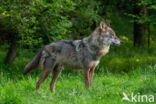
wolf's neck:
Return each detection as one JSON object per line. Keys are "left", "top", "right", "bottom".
{"left": 83, "top": 27, "right": 109, "bottom": 51}
{"left": 82, "top": 29, "right": 110, "bottom": 60}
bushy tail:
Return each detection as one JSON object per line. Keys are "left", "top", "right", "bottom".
{"left": 24, "top": 49, "right": 42, "bottom": 75}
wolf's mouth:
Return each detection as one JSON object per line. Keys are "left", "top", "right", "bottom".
{"left": 112, "top": 41, "right": 121, "bottom": 46}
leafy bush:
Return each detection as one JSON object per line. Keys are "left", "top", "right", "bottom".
{"left": 0, "top": 0, "right": 102, "bottom": 48}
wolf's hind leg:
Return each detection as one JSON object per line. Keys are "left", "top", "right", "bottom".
{"left": 36, "top": 57, "right": 56, "bottom": 92}
{"left": 50, "top": 65, "right": 62, "bottom": 92}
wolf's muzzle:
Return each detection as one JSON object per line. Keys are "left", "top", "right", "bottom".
{"left": 112, "top": 40, "right": 122, "bottom": 46}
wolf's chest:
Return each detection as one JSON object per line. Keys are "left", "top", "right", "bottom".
{"left": 88, "top": 60, "right": 99, "bottom": 67}
{"left": 100, "top": 46, "right": 110, "bottom": 55}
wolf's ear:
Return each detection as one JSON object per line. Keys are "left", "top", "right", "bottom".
{"left": 100, "top": 21, "right": 107, "bottom": 30}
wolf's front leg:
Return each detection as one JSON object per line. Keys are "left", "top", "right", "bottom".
{"left": 89, "top": 66, "right": 96, "bottom": 87}
{"left": 83, "top": 68, "right": 90, "bottom": 88}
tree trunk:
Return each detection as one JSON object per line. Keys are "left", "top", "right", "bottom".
{"left": 133, "top": 22, "right": 146, "bottom": 47}
{"left": 4, "top": 41, "right": 18, "bottom": 65}
{"left": 147, "top": 23, "right": 150, "bottom": 48}
{"left": 133, "top": 0, "right": 146, "bottom": 47}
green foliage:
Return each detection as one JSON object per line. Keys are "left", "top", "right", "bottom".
{"left": 0, "top": 0, "right": 73, "bottom": 45}
{"left": 0, "top": 0, "right": 155, "bottom": 46}
{"left": 0, "top": 0, "right": 102, "bottom": 46}
{"left": 139, "top": 0, "right": 156, "bottom": 24}
{"left": 126, "top": 0, "right": 156, "bottom": 24}
{"left": 69, "top": 0, "right": 101, "bottom": 37}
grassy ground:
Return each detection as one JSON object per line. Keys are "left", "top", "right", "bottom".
{"left": 0, "top": 66, "right": 156, "bottom": 104}
{"left": 0, "top": 39, "right": 156, "bottom": 104}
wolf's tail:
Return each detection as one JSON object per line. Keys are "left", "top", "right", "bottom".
{"left": 24, "top": 49, "right": 42, "bottom": 75}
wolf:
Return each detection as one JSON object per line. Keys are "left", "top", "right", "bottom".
{"left": 24, "top": 21, "right": 121, "bottom": 92}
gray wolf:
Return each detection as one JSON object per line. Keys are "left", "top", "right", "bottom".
{"left": 24, "top": 21, "right": 121, "bottom": 92}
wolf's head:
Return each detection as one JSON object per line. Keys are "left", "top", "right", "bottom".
{"left": 97, "top": 20, "right": 121, "bottom": 46}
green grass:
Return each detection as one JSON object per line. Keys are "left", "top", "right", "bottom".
{"left": 0, "top": 39, "right": 156, "bottom": 104}
{"left": 0, "top": 65, "right": 156, "bottom": 104}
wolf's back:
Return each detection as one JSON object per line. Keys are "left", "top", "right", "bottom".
{"left": 24, "top": 49, "right": 42, "bottom": 75}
